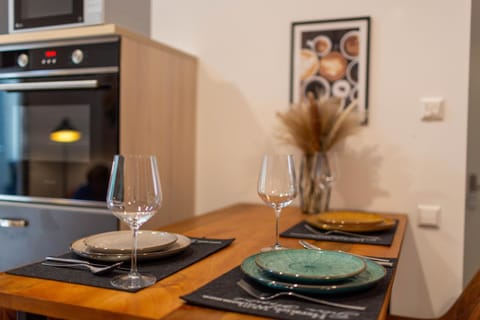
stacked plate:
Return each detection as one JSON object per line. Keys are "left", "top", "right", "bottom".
{"left": 306, "top": 211, "right": 396, "bottom": 233}
{"left": 70, "top": 230, "right": 192, "bottom": 262}
{"left": 241, "top": 249, "right": 386, "bottom": 294}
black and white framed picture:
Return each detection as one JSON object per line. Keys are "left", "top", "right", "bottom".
{"left": 290, "top": 17, "right": 370, "bottom": 124}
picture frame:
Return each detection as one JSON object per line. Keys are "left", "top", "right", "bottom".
{"left": 290, "top": 17, "right": 371, "bottom": 124}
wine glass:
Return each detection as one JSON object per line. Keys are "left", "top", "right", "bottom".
{"left": 106, "top": 154, "right": 162, "bottom": 290}
{"left": 257, "top": 154, "right": 297, "bottom": 251}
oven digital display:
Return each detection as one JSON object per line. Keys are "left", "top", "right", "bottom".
{"left": 44, "top": 50, "right": 57, "bottom": 58}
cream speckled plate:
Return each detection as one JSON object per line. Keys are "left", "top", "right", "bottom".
{"left": 71, "top": 233, "right": 191, "bottom": 262}
{"left": 83, "top": 230, "right": 177, "bottom": 254}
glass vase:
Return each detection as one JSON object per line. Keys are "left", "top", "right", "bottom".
{"left": 299, "top": 152, "right": 332, "bottom": 214}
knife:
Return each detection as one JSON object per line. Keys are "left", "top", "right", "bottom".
{"left": 45, "top": 257, "right": 102, "bottom": 266}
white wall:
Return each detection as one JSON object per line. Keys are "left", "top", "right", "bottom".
{"left": 151, "top": 0, "right": 471, "bottom": 317}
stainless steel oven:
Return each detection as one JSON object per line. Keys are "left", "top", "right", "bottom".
{"left": 0, "top": 36, "right": 119, "bottom": 208}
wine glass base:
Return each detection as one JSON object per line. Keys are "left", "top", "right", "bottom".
{"left": 111, "top": 272, "right": 156, "bottom": 290}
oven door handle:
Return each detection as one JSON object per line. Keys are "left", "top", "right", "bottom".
{"left": 0, "top": 218, "right": 29, "bottom": 228}
{"left": 0, "top": 80, "right": 99, "bottom": 91}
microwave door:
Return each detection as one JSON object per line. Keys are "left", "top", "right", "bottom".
{"left": 8, "top": 0, "right": 104, "bottom": 33}
{"left": 9, "top": 0, "right": 86, "bottom": 33}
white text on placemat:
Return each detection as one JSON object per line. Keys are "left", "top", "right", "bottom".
{"left": 201, "top": 295, "right": 360, "bottom": 319}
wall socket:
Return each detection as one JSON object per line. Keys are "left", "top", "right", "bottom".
{"left": 421, "top": 97, "right": 444, "bottom": 121}
{"left": 417, "top": 204, "right": 441, "bottom": 228}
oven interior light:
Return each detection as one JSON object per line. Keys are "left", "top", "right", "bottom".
{"left": 50, "top": 118, "right": 81, "bottom": 143}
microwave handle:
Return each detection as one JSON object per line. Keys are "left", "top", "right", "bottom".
{"left": 0, "top": 80, "right": 99, "bottom": 91}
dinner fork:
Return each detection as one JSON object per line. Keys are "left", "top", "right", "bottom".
{"left": 46, "top": 256, "right": 109, "bottom": 265}
{"left": 298, "top": 240, "right": 394, "bottom": 267}
{"left": 41, "top": 261, "right": 123, "bottom": 275}
{"left": 236, "top": 279, "right": 366, "bottom": 311}
{"left": 304, "top": 224, "right": 381, "bottom": 240}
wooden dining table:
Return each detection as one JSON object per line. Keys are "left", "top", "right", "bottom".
{"left": 0, "top": 203, "right": 407, "bottom": 320}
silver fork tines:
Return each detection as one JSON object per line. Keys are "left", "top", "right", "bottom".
{"left": 298, "top": 240, "right": 394, "bottom": 267}
{"left": 304, "top": 224, "right": 381, "bottom": 240}
{"left": 236, "top": 279, "right": 366, "bottom": 311}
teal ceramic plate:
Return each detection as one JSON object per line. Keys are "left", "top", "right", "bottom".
{"left": 241, "top": 253, "right": 386, "bottom": 295}
{"left": 255, "top": 249, "right": 366, "bottom": 283}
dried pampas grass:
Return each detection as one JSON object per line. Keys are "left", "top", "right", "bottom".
{"left": 276, "top": 94, "right": 361, "bottom": 155}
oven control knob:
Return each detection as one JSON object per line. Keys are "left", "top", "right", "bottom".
{"left": 71, "top": 49, "right": 84, "bottom": 64}
{"left": 17, "top": 53, "right": 29, "bottom": 68}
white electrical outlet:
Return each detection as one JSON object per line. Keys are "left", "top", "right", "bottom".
{"left": 417, "top": 205, "right": 441, "bottom": 228}
{"left": 421, "top": 97, "right": 444, "bottom": 121}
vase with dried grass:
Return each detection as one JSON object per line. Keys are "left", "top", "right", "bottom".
{"left": 276, "top": 93, "right": 360, "bottom": 214}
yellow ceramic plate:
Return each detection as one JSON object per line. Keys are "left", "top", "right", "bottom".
{"left": 306, "top": 215, "right": 396, "bottom": 233}
{"left": 316, "top": 211, "right": 384, "bottom": 226}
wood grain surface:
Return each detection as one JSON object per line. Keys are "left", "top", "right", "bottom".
{"left": 0, "top": 203, "right": 407, "bottom": 320}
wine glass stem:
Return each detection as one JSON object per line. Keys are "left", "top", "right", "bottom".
{"left": 130, "top": 227, "right": 139, "bottom": 276}
{"left": 274, "top": 207, "right": 282, "bottom": 248}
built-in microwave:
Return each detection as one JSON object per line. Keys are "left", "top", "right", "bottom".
{"left": 8, "top": 0, "right": 104, "bottom": 33}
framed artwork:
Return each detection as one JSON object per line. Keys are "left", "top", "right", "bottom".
{"left": 290, "top": 17, "right": 370, "bottom": 124}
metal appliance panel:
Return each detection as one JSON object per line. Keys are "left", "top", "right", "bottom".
{"left": 0, "top": 201, "right": 117, "bottom": 271}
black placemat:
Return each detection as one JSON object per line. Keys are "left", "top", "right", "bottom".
{"left": 280, "top": 221, "right": 398, "bottom": 246}
{"left": 6, "top": 237, "right": 234, "bottom": 292}
{"left": 182, "top": 259, "right": 397, "bottom": 320}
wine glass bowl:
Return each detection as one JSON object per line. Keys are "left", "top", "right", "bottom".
{"left": 257, "top": 154, "right": 297, "bottom": 251}
{"left": 107, "top": 154, "right": 162, "bottom": 290}
{"left": 257, "top": 193, "right": 295, "bottom": 209}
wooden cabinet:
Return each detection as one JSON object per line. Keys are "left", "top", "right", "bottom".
{"left": 0, "top": 24, "right": 197, "bottom": 228}
{"left": 119, "top": 28, "right": 197, "bottom": 228}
